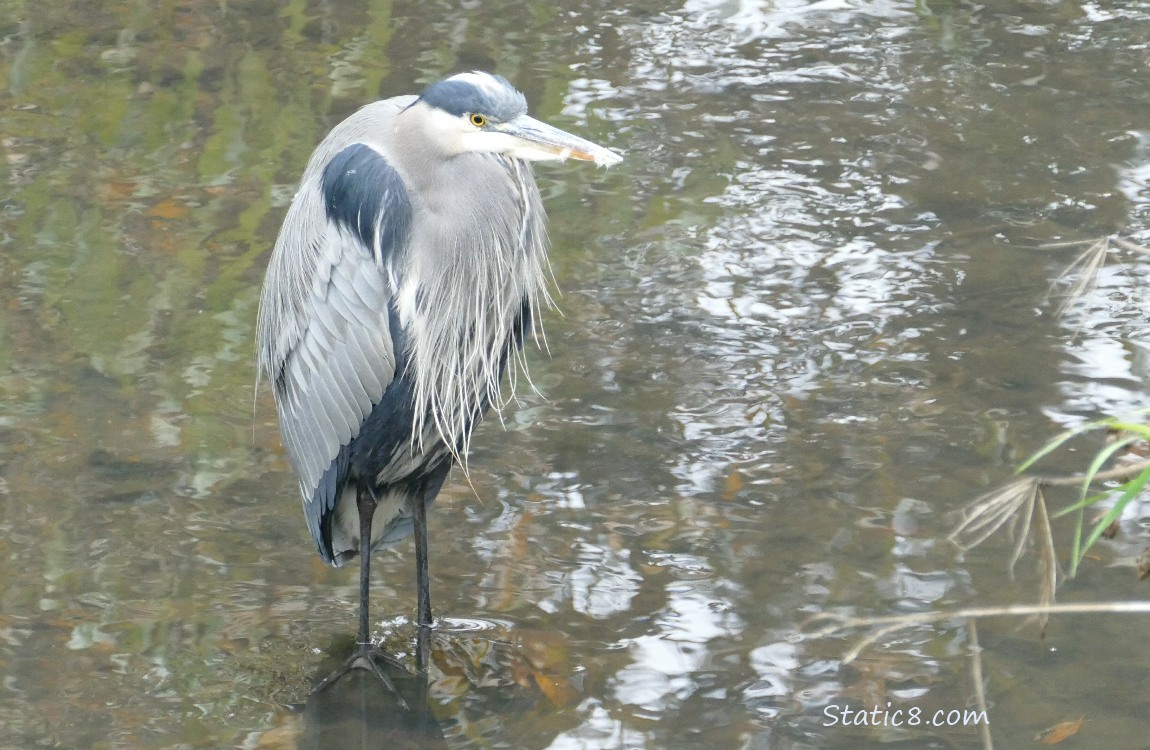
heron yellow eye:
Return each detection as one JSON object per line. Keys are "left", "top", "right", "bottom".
{"left": 469, "top": 113, "right": 487, "bottom": 128}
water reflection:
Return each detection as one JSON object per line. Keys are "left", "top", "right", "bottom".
{"left": 3, "top": 0, "right": 1150, "bottom": 747}
{"left": 613, "top": 578, "right": 742, "bottom": 712}
{"left": 299, "top": 661, "right": 447, "bottom": 750}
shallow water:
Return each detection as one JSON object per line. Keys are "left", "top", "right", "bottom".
{"left": 2, "top": 1, "right": 1150, "bottom": 747}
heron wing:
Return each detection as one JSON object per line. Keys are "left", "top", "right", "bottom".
{"left": 261, "top": 143, "right": 413, "bottom": 562}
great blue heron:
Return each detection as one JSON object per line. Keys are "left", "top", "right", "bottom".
{"left": 256, "top": 71, "right": 621, "bottom": 676}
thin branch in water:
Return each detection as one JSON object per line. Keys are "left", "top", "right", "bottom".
{"left": 950, "top": 454, "right": 1150, "bottom": 597}
{"left": 950, "top": 480, "right": 1061, "bottom": 627}
{"left": 1028, "top": 238, "right": 1100, "bottom": 249}
{"left": 1005, "top": 481, "right": 1039, "bottom": 578}
{"left": 1110, "top": 236, "right": 1150, "bottom": 256}
{"left": 1044, "top": 236, "right": 1109, "bottom": 317}
{"left": 949, "top": 477, "right": 1041, "bottom": 559}
{"left": 803, "top": 601, "right": 1150, "bottom": 664}
{"left": 1038, "top": 235, "right": 1149, "bottom": 326}
{"left": 1040, "top": 455, "right": 1150, "bottom": 488}
{"left": 968, "top": 619, "right": 993, "bottom": 750}
{"left": 1033, "top": 488, "right": 1058, "bottom": 634}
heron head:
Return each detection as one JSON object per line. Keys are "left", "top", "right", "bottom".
{"left": 411, "top": 71, "right": 622, "bottom": 167}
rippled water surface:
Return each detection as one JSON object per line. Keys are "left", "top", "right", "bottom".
{"left": 3, "top": 1, "right": 1150, "bottom": 748}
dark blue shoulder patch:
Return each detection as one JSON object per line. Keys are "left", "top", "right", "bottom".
{"left": 321, "top": 143, "right": 412, "bottom": 264}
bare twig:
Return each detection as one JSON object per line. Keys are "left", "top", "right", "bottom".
{"left": 949, "top": 455, "right": 1150, "bottom": 607}
{"left": 1045, "top": 236, "right": 1109, "bottom": 316}
{"left": 949, "top": 477, "right": 1040, "bottom": 555}
{"left": 804, "top": 601, "right": 1150, "bottom": 664}
{"left": 968, "top": 619, "right": 993, "bottom": 750}
{"left": 1034, "top": 456, "right": 1150, "bottom": 487}
{"left": 1110, "top": 236, "right": 1150, "bottom": 255}
{"left": 1033, "top": 488, "right": 1057, "bottom": 634}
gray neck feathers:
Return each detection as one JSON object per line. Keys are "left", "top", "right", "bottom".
{"left": 394, "top": 149, "right": 551, "bottom": 463}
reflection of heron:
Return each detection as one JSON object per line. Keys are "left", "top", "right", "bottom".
{"left": 299, "top": 651, "right": 447, "bottom": 750}
{"left": 256, "top": 71, "right": 621, "bottom": 676}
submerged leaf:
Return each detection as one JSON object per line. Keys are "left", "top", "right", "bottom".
{"left": 1137, "top": 545, "right": 1150, "bottom": 580}
{"left": 1036, "top": 716, "right": 1085, "bottom": 744}
{"left": 532, "top": 673, "right": 580, "bottom": 708}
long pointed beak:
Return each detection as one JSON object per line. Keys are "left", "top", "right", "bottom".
{"left": 497, "top": 114, "right": 623, "bottom": 167}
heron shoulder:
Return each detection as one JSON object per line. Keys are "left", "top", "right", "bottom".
{"left": 259, "top": 124, "right": 417, "bottom": 525}
{"left": 320, "top": 143, "right": 413, "bottom": 270}
{"left": 293, "top": 97, "right": 413, "bottom": 180}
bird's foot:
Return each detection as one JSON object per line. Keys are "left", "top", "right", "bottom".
{"left": 311, "top": 641, "right": 407, "bottom": 706}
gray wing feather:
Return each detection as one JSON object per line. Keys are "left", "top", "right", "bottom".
{"left": 273, "top": 227, "right": 397, "bottom": 493}
{"left": 257, "top": 138, "right": 412, "bottom": 558}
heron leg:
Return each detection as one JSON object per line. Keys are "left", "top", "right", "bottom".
{"left": 313, "top": 484, "right": 404, "bottom": 695}
{"left": 411, "top": 485, "right": 433, "bottom": 671}
{"left": 412, "top": 486, "right": 432, "bottom": 627}
{"left": 356, "top": 483, "right": 378, "bottom": 646}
